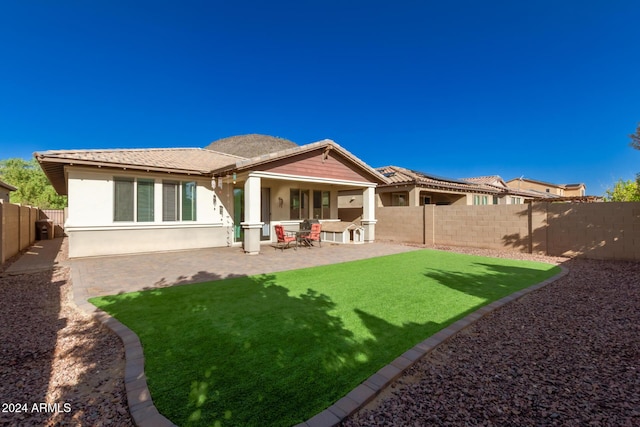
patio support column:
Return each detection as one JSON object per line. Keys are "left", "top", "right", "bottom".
{"left": 361, "top": 186, "right": 377, "bottom": 243}
{"left": 241, "top": 175, "right": 263, "bottom": 255}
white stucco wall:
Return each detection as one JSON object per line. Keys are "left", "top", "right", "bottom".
{"left": 65, "top": 167, "right": 230, "bottom": 257}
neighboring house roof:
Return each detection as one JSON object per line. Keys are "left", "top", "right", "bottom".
{"left": 213, "top": 139, "right": 389, "bottom": 184}
{"left": 35, "top": 148, "right": 243, "bottom": 195}
{"left": 377, "top": 166, "right": 500, "bottom": 194}
{"left": 0, "top": 179, "right": 17, "bottom": 192}
{"left": 462, "top": 175, "right": 508, "bottom": 188}
{"left": 506, "top": 177, "right": 586, "bottom": 191}
{"left": 205, "top": 134, "right": 298, "bottom": 158}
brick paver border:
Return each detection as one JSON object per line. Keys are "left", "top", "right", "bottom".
{"left": 70, "top": 259, "right": 568, "bottom": 427}
{"left": 70, "top": 269, "right": 178, "bottom": 427}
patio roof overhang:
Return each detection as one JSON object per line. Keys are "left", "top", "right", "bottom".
{"left": 211, "top": 140, "right": 389, "bottom": 186}
{"left": 241, "top": 171, "right": 378, "bottom": 188}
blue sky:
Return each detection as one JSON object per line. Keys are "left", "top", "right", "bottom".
{"left": 1, "top": 1, "right": 639, "bottom": 196}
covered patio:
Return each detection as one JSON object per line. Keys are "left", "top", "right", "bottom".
{"left": 212, "top": 140, "right": 387, "bottom": 254}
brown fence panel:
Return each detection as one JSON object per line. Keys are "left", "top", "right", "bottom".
{"left": 0, "top": 202, "right": 47, "bottom": 265}
{"left": 19, "top": 205, "right": 31, "bottom": 251}
{"left": 40, "top": 209, "right": 65, "bottom": 237}
{"left": 30, "top": 207, "right": 38, "bottom": 244}
{"left": 2, "top": 202, "right": 20, "bottom": 262}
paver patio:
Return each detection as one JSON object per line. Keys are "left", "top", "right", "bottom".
{"left": 69, "top": 242, "right": 419, "bottom": 303}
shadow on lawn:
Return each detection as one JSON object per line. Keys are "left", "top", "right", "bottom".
{"left": 92, "top": 272, "right": 443, "bottom": 427}
{"left": 423, "top": 262, "right": 560, "bottom": 301}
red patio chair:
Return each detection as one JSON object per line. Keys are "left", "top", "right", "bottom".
{"left": 274, "top": 224, "right": 297, "bottom": 251}
{"left": 307, "top": 223, "right": 322, "bottom": 247}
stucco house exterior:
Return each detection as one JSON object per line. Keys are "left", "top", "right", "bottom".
{"left": 35, "top": 135, "right": 387, "bottom": 258}
{"left": 0, "top": 179, "right": 17, "bottom": 203}
{"left": 374, "top": 166, "right": 506, "bottom": 207}
{"left": 506, "top": 177, "right": 586, "bottom": 197}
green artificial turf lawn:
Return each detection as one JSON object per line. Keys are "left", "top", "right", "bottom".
{"left": 90, "top": 249, "right": 560, "bottom": 427}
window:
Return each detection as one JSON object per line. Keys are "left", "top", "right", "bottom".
{"left": 182, "top": 181, "right": 197, "bottom": 221}
{"left": 163, "top": 181, "right": 179, "bottom": 221}
{"left": 290, "top": 189, "right": 309, "bottom": 219}
{"left": 493, "top": 196, "right": 499, "bottom": 205}
{"left": 114, "top": 177, "right": 155, "bottom": 222}
{"left": 421, "top": 196, "right": 431, "bottom": 205}
{"left": 473, "top": 195, "right": 488, "bottom": 205}
{"left": 391, "top": 192, "right": 407, "bottom": 206}
{"left": 510, "top": 197, "right": 522, "bottom": 205}
{"left": 162, "top": 180, "right": 197, "bottom": 221}
{"left": 313, "top": 190, "right": 330, "bottom": 219}
{"left": 137, "top": 179, "right": 154, "bottom": 222}
{"left": 114, "top": 178, "right": 134, "bottom": 221}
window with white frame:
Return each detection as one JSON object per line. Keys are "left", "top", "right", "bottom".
{"left": 163, "top": 180, "right": 197, "bottom": 221}
{"left": 473, "top": 195, "right": 489, "bottom": 205}
{"left": 114, "top": 177, "right": 155, "bottom": 222}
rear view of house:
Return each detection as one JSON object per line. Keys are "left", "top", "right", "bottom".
{"left": 36, "top": 135, "right": 387, "bottom": 258}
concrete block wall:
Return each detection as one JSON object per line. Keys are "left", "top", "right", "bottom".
{"left": 547, "top": 202, "right": 640, "bottom": 260}
{"left": 377, "top": 202, "right": 640, "bottom": 261}
{"left": 0, "top": 201, "right": 39, "bottom": 265}
{"left": 376, "top": 206, "right": 424, "bottom": 244}
{"left": 433, "top": 204, "right": 531, "bottom": 252}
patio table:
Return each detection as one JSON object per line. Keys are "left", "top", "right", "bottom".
{"left": 295, "top": 230, "right": 313, "bottom": 247}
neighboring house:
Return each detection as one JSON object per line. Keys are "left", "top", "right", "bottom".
{"left": 506, "top": 177, "right": 586, "bottom": 198}
{"left": 374, "top": 166, "right": 503, "bottom": 207}
{"left": 0, "top": 179, "right": 17, "bottom": 203}
{"left": 462, "top": 175, "right": 553, "bottom": 204}
{"left": 35, "top": 135, "right": 387, "bottom": 258}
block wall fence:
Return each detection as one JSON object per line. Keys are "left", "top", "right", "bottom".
{"left": 0, "top": 201, "right": 39, "bottom": 264}
{"left": 376, "top": 202, "right": 640, "bottom": 261}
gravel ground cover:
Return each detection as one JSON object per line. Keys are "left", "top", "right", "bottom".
{"left": 0, "top": 240, "right": 132, "bottom": 427}
{"left": 1, "top": 241, "right": 638, "bottom": 427}
{"left": 343, "top": 246, "right": 640, "bottom": 426}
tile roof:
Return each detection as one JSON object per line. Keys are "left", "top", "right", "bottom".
{"left": 462, "top": 175, "right": 507, "bottom": 187}
{"left": 377, "top": 166, "right": 501, "bottom": 194}
{"left": 35, "top": 148, "right": 242, "bottom": 195}
{"left": 37, "top": 148, "right": 241, "bottom": 173}
{"left": 506, "top": 177, "right": 586, "bottom": 190}
{"left": 35, "top": 139, "right": 388, "bottom": 194}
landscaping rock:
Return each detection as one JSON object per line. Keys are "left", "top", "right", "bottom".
{"left": 343, "top": 247, "right": 640, "bottom": 426}
{"left": 0, "top": 239, "right": 132, "bottom": 427}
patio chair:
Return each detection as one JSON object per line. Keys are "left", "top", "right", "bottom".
{"left": 306, "top": 223, "right": 322, "bottom": 247}
{"left": 274, "top": 224, "right": 297, "bottom": 251}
